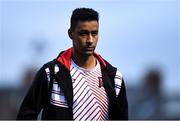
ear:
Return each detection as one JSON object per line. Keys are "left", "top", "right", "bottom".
{"left": 68, "top": 29, "right": 73, "bottom": 39}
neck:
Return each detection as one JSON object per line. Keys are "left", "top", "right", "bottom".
{"left": 72, "top": 52, "right": 96, "bottom": 69}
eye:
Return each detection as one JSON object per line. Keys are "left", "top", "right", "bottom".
{"left": 78, "top": 31, "right": 89, "bottom": 36}
{"left": 91, "top": 31, "right": 98, "bottom": 36}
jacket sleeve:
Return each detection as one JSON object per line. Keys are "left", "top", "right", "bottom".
{"left": 16, "top": 65, "right": 48, "bottom": 120}
{"left": 116, "top": 78, "right": 128, "bottom": 120}
{"left": 112, "top": 69, "right": 128, "bottom": 120}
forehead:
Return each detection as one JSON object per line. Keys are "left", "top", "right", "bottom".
{"left": 75, "top": 20, "right": 99, "bottom": 30}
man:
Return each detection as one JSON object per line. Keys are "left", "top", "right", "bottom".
{"left": 17, "top": 8, "right": 128, "bottom": 120}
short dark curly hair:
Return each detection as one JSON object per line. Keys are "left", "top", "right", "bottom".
{"left": 70, "top": 8, "right": 99, "bottom": 30}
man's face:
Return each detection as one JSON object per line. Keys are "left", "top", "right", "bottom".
{"left": 70, "top": 20, "right": 99, "bottom": 57}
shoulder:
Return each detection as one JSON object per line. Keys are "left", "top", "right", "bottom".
{"left": 36, "top": 59, "right": 57, "bottom": 76}
{"left": 102, "top": 58, "right": 124, "bottom": 96}
{"left": 102, "top": 58, "right": 123, "bottom": 78}
{"left": 102, "top": 58, "right": 124, "bottom": 82}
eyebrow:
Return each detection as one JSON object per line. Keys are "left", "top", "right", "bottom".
{"left": 78, "top": 30, "right": 98, "bottom": 34}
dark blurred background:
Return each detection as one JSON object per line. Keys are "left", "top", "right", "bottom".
{"left": 0, "top": 0, "right": 179, "bottom": 119}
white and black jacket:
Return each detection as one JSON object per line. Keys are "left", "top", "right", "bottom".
{"left": 17, "top": 48, "right": 128, "bottom": 120}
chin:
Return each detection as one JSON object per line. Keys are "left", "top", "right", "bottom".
{"left": 83, "top": 51, "right": 94, "bottom": 57}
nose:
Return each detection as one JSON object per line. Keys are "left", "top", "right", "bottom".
{"left": 87, "top": 34, "right": 93, "bottom": 43}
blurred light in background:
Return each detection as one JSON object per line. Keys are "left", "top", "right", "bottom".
{"left": 0, "top": 0, "right": 179, "bottom": 119}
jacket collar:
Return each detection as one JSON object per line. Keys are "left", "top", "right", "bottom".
{"left": 57, "top": 47, "right": 107, "bottom": 71}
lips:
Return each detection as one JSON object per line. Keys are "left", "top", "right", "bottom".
{"left": 84, "top": 47, "right": 94, "bottom": 50}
